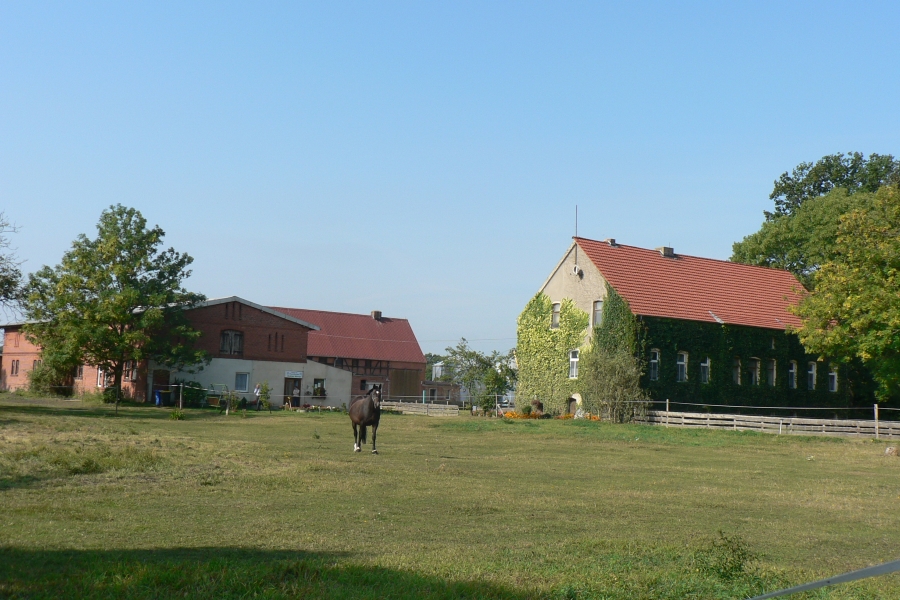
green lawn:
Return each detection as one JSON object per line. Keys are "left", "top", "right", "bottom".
{"left": 1, "top": 395, "right": 899, "bottom": 599}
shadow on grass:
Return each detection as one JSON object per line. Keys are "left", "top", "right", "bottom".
{"left": 0, "top": 546, "right": 535, "bottom": 600}
{"left": 0, "top": 400, "right": 236, "bottom": 422}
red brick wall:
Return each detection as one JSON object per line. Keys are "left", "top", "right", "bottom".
{"left": 186, "top": 301, "right": 311, "bottom": 363}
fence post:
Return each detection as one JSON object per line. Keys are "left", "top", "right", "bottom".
{"left": 875, "top": 404, "right": 880, "bottom": 440}
{"left": 179, "top": 384, "right": 183, "bottom": 410}
{"left": 666, "top": 399, "right": 670, "bottom": 427}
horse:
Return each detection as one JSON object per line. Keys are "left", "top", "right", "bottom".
{"left": 349, "top": 387, "right": 382, "bottom": 454}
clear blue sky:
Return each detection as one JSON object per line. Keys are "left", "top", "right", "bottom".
{"left": 2, "top": 1, "right": 898, "bottom": 354}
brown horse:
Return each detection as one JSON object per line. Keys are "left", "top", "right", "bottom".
{"left": 349, "top": 387, "right": 381, "bottom": 453}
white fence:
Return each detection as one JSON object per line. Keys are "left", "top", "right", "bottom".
{"left": 637, "top": 409, "right": 900, "bottom": 439}
{"left": 381, "top": 401, "right": 459, "bottom": 417}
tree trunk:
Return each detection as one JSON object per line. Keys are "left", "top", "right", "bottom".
{"left": 113, "top": 362, "right": 124, "bottom": 415}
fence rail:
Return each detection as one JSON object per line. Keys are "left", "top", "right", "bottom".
{"left": 381, "top": 401, "right": 459, "bottom": 417}
{"left": 636, "top": 409, "right": 900, "bottom": 439}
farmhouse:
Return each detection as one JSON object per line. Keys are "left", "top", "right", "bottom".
{"left": 517, "top": 237, "right": 873, "bottom": 415}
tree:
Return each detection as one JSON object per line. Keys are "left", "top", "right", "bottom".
{"left": 442, "top": 339, "right": 516, "bottom": 411}
{"left": 577, "top": 285, "right": 648, "bottom": 421}
{"left": 0, "top": 212, "right": 22, "bottom": 310}
{"left": 793, "top": 186, "right": 900, "bottom": 400}
{"left": 766, "top": 152, "right": 898, "bottom": 219}
{"left": 22, "top": 205, "right": 209, "bottom": 403}
{"left": 731, "top": 188, "right": 869, "bottom": 289}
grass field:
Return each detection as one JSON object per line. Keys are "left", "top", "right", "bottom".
{"left": 1, "top": 394, "right": 899, "bottom": 599}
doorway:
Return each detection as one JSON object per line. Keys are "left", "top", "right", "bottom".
{"left": 284, "top": 378, "right": 302, "bottom": 408}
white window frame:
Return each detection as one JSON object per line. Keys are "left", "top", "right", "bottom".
{"left": 676, "top": 352, "right": 688, "bottom": 382}
{"left": 807, "top": 362, "right": 817, "bottom": 390}
{"left": 550, "top": 303, "right": 561, "bottom": 330}
{"left": 234, "top": 372, "right": 250, "bottom": 393}
{"left": 700, "top": 357, "right": 710, "bottom": 384}
{"left": 568, "top": 350, "right": 579, "bottom": 379}
{"left": 828, "top": 367, "right": 838, "bottom": 393}
{"left": 788, "top": 361, "right": 797, "bottom": 389}
{"left": 733, "top": 358, "right": 741, "bottom": 386}
{"left": 767, "top": 359, "right": 776, "bottom": 387}
{"left": 649, "top": 349, "right": 660, "bottom": 381}
{"left": 592, "top": 300, "right": 603, "bottom": 328}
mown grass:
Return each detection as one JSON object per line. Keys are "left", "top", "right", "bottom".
{"left": 1, "top": 394, "right": 899, "bottom": 599}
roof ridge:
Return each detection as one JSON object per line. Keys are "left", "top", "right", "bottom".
{"left": 268, "top": 306, "right": 409, "bottom": 322}
{"left": 574, "top": 236, "right": 804, "bottom": 279}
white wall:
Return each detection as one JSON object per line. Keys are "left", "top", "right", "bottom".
{"left": 154, "top": 358, "right": 353, "bottom": 409}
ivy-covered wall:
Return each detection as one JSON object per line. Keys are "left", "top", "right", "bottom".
{"left": 516, "top": 293, "right": 588, "bottom": 415}
{"left": 639, "top": 316, "right": 877, "bottom": 413}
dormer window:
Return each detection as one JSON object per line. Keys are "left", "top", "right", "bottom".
{"left": 220, "top": 330, "right": 244, "bottom": 355}
{"left": 551, "top": 303, "right": 561, "bottom": 329}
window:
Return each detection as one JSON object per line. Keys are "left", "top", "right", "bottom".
{"left": 551, "top": 303, "right": 561, "bottom": 329}
{"left": 733, "top": 358, "right": 741, "bottom": 385}
{"left": 74, "top": 365, "right": 84, "bottom": 380}
{"left": 569, "top": 350, "right": 579, "bottom": 379}
{"left": 220, "top": 330, "right": 243, "bottom": 355}
{"left": 828, "top": 367, "right": 838, "bottom": 393}
{"left": 593, "top": 300, "right": 603, "bottom": 327}
{"left": 360, "top": 379, "right": 367, "bottom": 391}
{"left": 788, "top": 361, "right": 797, "bottom": 389}
{"left": 234, "top": 373, "right": 249, "bottom": 393}
{"left": 676, "top": 352, "right": 688, "bottom": 382}
{"left": 749, "top": 358, "right": 760, "bottom": 386}
{"left": 700, "top": 357, "right": 710, "bottom": 384}
{"left": 33, "top": 359, "right": 42, "bottom": 370}
{"left": 313, "top": 378, "right": 326, "bottom": 396}
{"left": 767, "top": 359, "right": 776, "bottom": 387}
{"left": 124, "top": 361, "right": 137, "bottom": 382}
{"left": 10, "top": 360, "right": 19, "bottom": 376}
{"left": 807, "top": 362, "right": 817, "bottom": 390}
{"left": 649, "top": 350, "right": 659, "bottom": 381}
{"left": 97, "top": 368, "right": 107, "bottom": 388}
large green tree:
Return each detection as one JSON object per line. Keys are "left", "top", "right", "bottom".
{"left": 793, "top": 186, "right": 900, "bottom": 400}
{"left": 731, "top": 188, "right": 869, "bottom": 289}
{"left": 23, "top": 205, "right": 209, "bottom": 400}
{"left": 0, "top": 212, "right": 21, "bottom": 309}
{"left": 766, "top": 152, "right": 898, "bottom": 219}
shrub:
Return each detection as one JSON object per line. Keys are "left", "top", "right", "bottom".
{"left": 170, "top": 408, "right": 185, "bottom": 421}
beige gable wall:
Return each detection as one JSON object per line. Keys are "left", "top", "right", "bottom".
{"left": 539, "top": 242, "right": 609, "bottom": 327}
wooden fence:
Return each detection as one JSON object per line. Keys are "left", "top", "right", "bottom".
{"left": 636, "top": 410, "right": 900, "bottom": 439}
{"left": 381, "top": 401, "right": 459, "bottom": 417}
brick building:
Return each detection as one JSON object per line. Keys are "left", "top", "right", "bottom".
{"left": 270, "top": 308, "right": 427, "bottom": 401}
{"left": 1, "top": 298, "right": 429, "bottom": 407}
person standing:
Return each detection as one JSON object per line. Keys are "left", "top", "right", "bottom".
{"left": 253, "top": 383, "right": 262, "bottom": 411}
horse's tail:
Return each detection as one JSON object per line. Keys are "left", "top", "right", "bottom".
{"left": 359, "top": 426, "right": 367, "bottom": 444}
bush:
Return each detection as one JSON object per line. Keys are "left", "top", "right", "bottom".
{"left": 169, "top": 408, "right": 185, "bottom": 421}
{"left": 27, "top": 363, "right": 73, "bottom": 397}
{"left": 694, "top": 531, "right": 757, "bottom": 580}
{"left": 173, "top": 379, "right": 207, "bottom": 407}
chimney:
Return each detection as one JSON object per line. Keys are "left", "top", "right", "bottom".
{"left": 604, "top": 238, "right": 616, "bottom": 247}
{"left": 656, "top": 246, "right": 675, "bottom": 258}
{"left": 371, "top": 310, "right": 382, "bottom": 320}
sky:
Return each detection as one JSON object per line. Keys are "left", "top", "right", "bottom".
{"left": 2, "top": 1, "right": 899, "bottom": 354}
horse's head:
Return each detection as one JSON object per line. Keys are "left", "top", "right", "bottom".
{"left": 370, "top": 388, "right": 381, "bottom": 408}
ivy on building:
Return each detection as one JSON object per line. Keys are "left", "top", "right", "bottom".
{"left": 515, "top": 293, "right": 588, "bottom": 415}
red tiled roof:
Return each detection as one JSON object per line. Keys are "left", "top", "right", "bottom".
{"left": 268, "top": 307, "right": 426, "bottom": 364}
{"left": 574, "top": 237, "right": 806, "bottom": 330}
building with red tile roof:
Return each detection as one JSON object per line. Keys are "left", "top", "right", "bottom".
{"left": 523, "top": 237, "right": 870, "bottom": 413}
{"left": 269, "top": 307, "right": 426, "bottom": 400}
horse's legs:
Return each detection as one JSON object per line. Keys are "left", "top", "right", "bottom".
{"left": 352, "top": 423, "right": 360, "bottom": 452}
{"left": 371, "top": 423, "right": 378, "bottom": 454}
